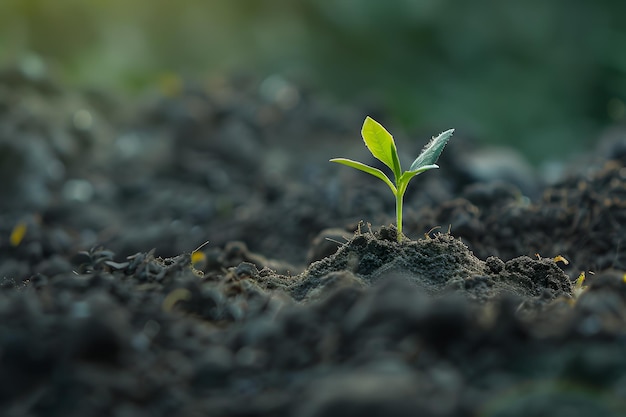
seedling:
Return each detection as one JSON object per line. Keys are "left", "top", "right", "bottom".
{"left": 331, "top": 116, "right": 454, "bottom": 241}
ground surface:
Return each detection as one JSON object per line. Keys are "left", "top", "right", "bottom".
{"left": 2, "top": 66, "right": 626, "bottom": 416}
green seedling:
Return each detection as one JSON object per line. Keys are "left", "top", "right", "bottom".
{"left": 331, "top": 116, "right": 454, "bottom": 241}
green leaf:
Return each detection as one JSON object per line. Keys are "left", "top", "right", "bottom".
{"left": 398, "top": 164, "right": 438, "bottom": 183}
{"left": 409, "top": 129, "right": 454, "bottom": 172}
{"left": 330, "top": 158, "right": 397, "bottom": 194}
{"left": 361, "top": 116, "right": 401, "bottom": 179}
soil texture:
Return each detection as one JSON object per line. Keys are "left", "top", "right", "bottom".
{"left": 2, "top": 66, "right": 626, "bottom": 416}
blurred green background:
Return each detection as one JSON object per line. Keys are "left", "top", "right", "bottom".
{"left": 2, "top": 0, "right": 626, "bottom": 163}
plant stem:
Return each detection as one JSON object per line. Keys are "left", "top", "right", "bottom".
{"left": 396, "top": 191, "right": 403, "bottom": 241}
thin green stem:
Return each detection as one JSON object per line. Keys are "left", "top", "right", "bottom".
{"left": 396, "top": 190, "right": 404, "bottom": 241}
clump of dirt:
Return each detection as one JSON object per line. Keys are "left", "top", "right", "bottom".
{"left": 291, "top": 225, "right": 571, "bottom": 304}
{"left": 410, "top": 161, "right": 626, "bottom": 277}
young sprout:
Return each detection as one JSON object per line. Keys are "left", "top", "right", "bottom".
{"left": 331, "top": 116, "right": 454, "bottom": 241}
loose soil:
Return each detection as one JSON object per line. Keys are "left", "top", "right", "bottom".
{"left": 2, "top": 66, "right": 626, "bottom": 416}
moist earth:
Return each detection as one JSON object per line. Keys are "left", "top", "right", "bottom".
{"left": 2, "top": 66, "right": 626, "bottom": 416}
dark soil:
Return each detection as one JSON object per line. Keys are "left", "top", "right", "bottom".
{"left": 3, "top": 66, "right": 626, "bottom": 416}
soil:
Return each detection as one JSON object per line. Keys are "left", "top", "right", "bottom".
{"left": 2, "top": 66, "right": 626, "bottom": 416}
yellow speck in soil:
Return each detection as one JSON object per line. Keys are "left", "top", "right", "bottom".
{"left": 553, "top": 255, "right": 569, "bottom": 265}
{"left": 162, "top": 288, "right": 192, "bottom": 312}
{"left": 10, "top": 221, "right": 27, "bottom": 247}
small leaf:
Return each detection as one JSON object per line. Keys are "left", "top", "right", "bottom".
{"left": 398, "top": 164, "right": 438, "bottom": 183}
{"left": 409, "top": 128, "right": 454, "bottom": 172}
{"left": 361, "top": 116, "right": 401, "bottom": 178}
{"left": 330, "top": 158, "right": 397, "bottom": 194}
